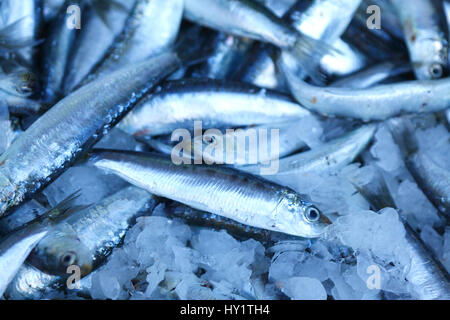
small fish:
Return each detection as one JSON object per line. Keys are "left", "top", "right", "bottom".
{"left": 41, "top": 0, "right": 84, "bottom": 104}
{"left": 332, "top": 61, "right": 413, "bottom": 89}
{"left": 391, "top": 0, "right": 448, "bottom": 79}
{"left": 87, "top": 149, "right": 331, "bottom": 238}
{"left": 118, "top": 79, "right": 311, "bottom": 137}
{"left": 0, "top": 43, "right": 202, "bottom": 216}
{"left": 0, "top": 191, "right": 83, "bottom": 296}
{"left": 281, "top": 64, "right": 450, "bottom": 121}
{"left": 388, "top": 118, "right": 450, "bottom": 218}
{"left": 28, "top": 186, "right": 158, "bottom": 277}
{"left": 351, "top": 171, "right": 450, "bottom": 300}
{"left": 62, "top": 0, "right": 134, "bottom": 93}
{"left": 241, "top": 125, "right": 376, "bottom": 176}
{"left": 83, "top": 0, "right": 184, "bottom": 84}
{"left": 184, "top": 0, "right": 332, "bottom": 80}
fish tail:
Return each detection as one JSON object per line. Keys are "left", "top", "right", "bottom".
{"left": 288, "top": 33, "right": 337, "bottom": 84}
{"left": 0, "top": 17, "right": 42, "bottom": 53}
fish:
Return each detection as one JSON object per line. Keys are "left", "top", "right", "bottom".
{"left": 350, "top": 169, "right": 450, "bottom": 300}
{"left": 241, "top": 125, "right": 376, "bottom": 176}
{"left": 62, "top": 0, "right": 134, "bottom": 94}
{"left": 388, "top": 118, "right": 450, "bottom": 218}
{"left": 391, "top": 0, "right": 448, "bottom": 80}
{"left": 118, "top": 79, "right": 311, "bottom": 137}
{"left": 0, "top": 191, "right": 84, "bottom": 296}
{"left": 41, "top": 0, "right": 84, "bottom": 104}
{"left": 87, "top": 149, "right": 331, "bottom": 238}
{"left": 281, "top": 63, "right": 450, "bottom": 121}
{"left": 0, "top": 41, "right": 204, "bottom": 217}
{"left": 183, "top": 0, "right": 332, "bottom": 80}
{"left": 82, "top": 0, "right": 184, "bottom": 85}
{"left": 332, "top": 61, "right": 413, "bottom": 89}
{"left": 0, "top": 0, "right": 43, "bottom": 65}
{"left": 277, "top": 0, "right": 362, "bottom": 85}
{"left": 28, "top": 186, "right": 158, "bottom": 277}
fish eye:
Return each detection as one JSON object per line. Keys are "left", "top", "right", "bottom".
{"left": 429, "top": 64, "right": 443, "bottom": 78}
{"left": 304, "top": 206, "right": 320, "bottom": 222}
{"left": 60, "top": 251, "right": 77, "bottom": 267}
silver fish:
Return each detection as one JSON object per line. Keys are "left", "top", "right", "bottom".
{"left": 241, "top": 124, "right": 376, "bottom": 176}
{"left": 281, "top": 62, "right": 450, "bottom": 121}
{"left": 391, "top": 0, "right": 448, "bottom": 80}
{"left": 118, "top": 79, "right": 311, "bottom": 137}
{"left": 84, "top": 0, "right": 184, "bottom": 83}
{"left": 332, "top": 61, "right": 413, "bottom": 89}
{"left": 28, "top": 186, "right": 157, "bottom": 277}
{"left": 184, "top": 0, "right": 331, "bottom": 80}
{"left": 87, "top": 149, "right": 331, "bottom": 238}
{"left": 0, "top": 51, "right": 187, "bottom": 217}
{"left": 62, "top": 0, "right": 134, "bottom": 93}
{"left": 0, "top": 0, "right": 42, "bottom": 65}
{"left": 41, "top": 0, "right": 84, "bottom": 104}
{"left": 0, "top": 191, "right": 81, "bottom": 297}
{"left": 388, "top": 118, "right": 450, "bottom": 217}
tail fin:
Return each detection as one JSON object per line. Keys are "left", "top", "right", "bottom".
{"left": 287, "top": 33, "right": 339, "bottom": 84}
{"left": 88, "top": 0, "right": 129, "bottom": 30}
{"left": 45, "top": 190, "right": 91, "bottom": 222}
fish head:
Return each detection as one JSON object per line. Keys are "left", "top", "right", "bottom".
{"left": 29, "top": 227, "right": 93, "bottom": 277}
{"left": 411, "top": 36, "right": 448, "bottom": 80}
{"left": 276, "top": 191, "right": 331, "bottom": 238}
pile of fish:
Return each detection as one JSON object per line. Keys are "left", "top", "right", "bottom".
{"left": 0, "top": 0, "right": 449, "bottom": 300}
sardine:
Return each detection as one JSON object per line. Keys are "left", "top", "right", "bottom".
{"left": 281, "top": 63, "right": 450, "bottom": 121}
{"left": 28, "top": 186, "right": 158, "bottom": 277}
{"left": 391, "top": 0, "right": 448, "bottom": 79}
{"left": 332, "top": 61, "right": 413, "bottom": 89}
{"left": 241, "top": 124, "right": 376, "bottom": 176}
{"left": 0, "top": 191, "right": 83, "bottom": 296}
{"left": 184, "top": 0, "right": 331, "bottom": 80}
{"left": 62, "top": 0, "right": 134, "bottom": 93}
{"left": 87, "top": 149, "right": 331, "bottom": 238}
{"left": 41, "top": 0, "right": 84, "bottom": 104}
{"left": 84, "top": 0, "right": 184, "bottom": 84}
{"left": 0, "top": 48, "right": 197, "bottom": 216}
{"left": 118, "top": 79, "right": 311, "bottom": 137}
{"left": 388, "top": 118, "right": 450, "bottom": 217}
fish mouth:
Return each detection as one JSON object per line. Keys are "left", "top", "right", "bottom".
{"left": 320, "top": 214, "right": 332, "bottom": 225}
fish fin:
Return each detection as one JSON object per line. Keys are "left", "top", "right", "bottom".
{"left": 387, "top": 117, "right": 419, "bottom": 158}
{"left": 288, "top": 34, "right": 338, "bottom": 84}
{"left": 46, "top": 190, "right": 92, "bottom": 222}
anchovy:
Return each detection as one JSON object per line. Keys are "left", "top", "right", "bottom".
{"left": 332, "top": 61, "right": 413, "bottom": 89}
{"left": 118, "top": 79, "right": 311, "bottom": 137}
{"left": 41, "top": 0, "right": 84, "bottom": 104}
{"left": 184, "top": 0, "right": 331, "bottom": 80}
{"left": 62, "top": 0, "right": 134, "bottom": 93}
{"left": 0, "top": 0, "right": 43, "bottom": 65}
{"left": 391, "top": 0, "right": 448, "bottom": 80}
{"left": 241, "top": 125, "right": 376, "bottom": 176}
{"left": 28, "top": 186, "right": 157, "bottom": 277}
{"left": 83, "top": 0, "right": 184, "bottom": 84}
{"left": 0, "top": 50, "right": 190, "bottom": 217}
{"left": 278, "top": 0, "right": 362, "bottom": 84}
{"left": 87, "top": 149, "right": 331, "bottom": 238}
{"left": 282, "top": 64, "right": 450, "bottom": 121}
{"left": 0, "top": 191, "right": 81, "bottom": 296}
{"left": 388, "top": 118, "right": 450, "bottom": 218}
{"left": 179, "top": 121, "right": 314, "bottom": 166}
